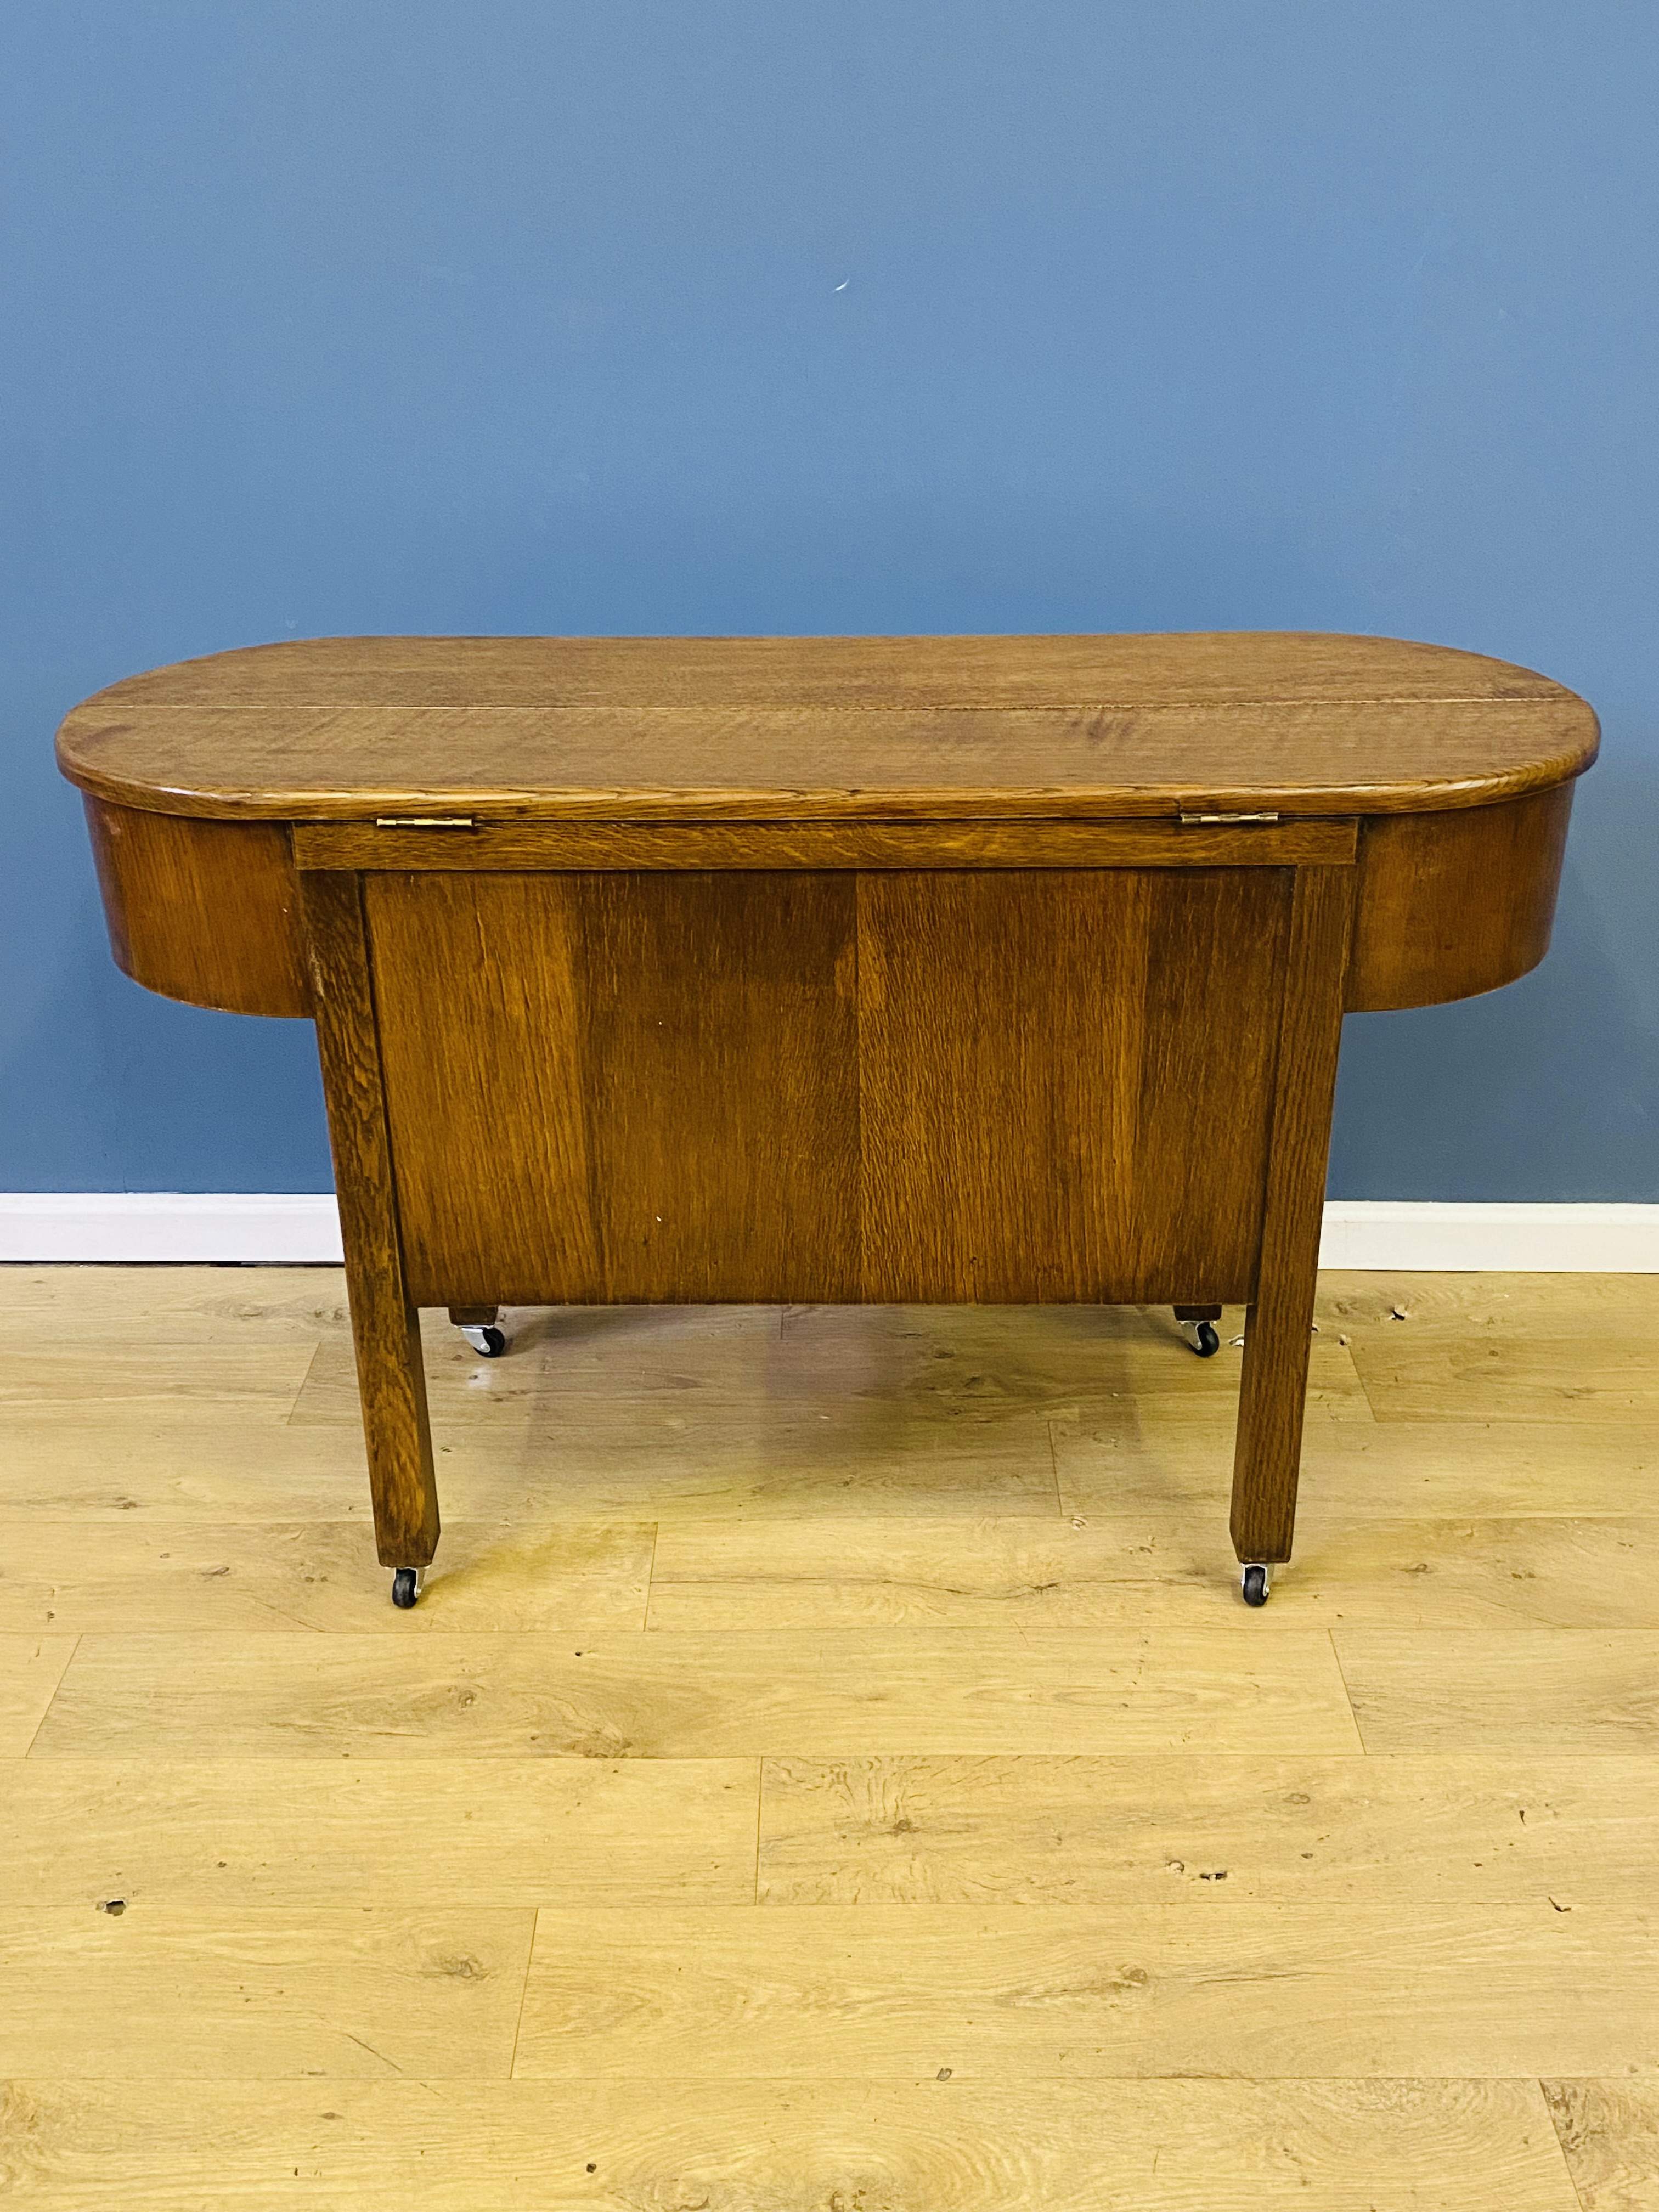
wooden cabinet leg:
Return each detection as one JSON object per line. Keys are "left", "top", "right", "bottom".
{"left": 1230, "top": 1277, "right": 1319, "bottom": 1563}
{"left": 299, "top": 870, "right": 439, "bottom": 1570}
{"left": 447, "top": 1306, "right": 500, "bottom": 1328}
{"left": 1229, "top": 864, "right": 1352, "bottom": 1568}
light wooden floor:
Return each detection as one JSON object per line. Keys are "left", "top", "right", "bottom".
{"left": 1, "top": 1267, "right": 1656, "bottom": 2209}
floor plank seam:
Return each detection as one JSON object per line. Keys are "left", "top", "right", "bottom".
{"left": 1538, "top": 2076, "right": 1593, "bottom": 2212}
{"left": 1325, "top": 1625, "right": 1368, "bottom": 1752}
{"left": 20, "top": 1632, "right": 80, "bottom": 1759}
{"left": 283, "top": 1339, "right": 327, "bottom": 1426}
{"left": 1046, "top": 1416, "right": 1065, "bottom": 1517}
{"left": 505, "top": 1906, "right": 538, "bottom": 2084}
{"left": 641, "top": 1518, "right": 662, "bottom": 1630}
{"left": 752, "top": 1757, "right": 766, "bottom": 1905}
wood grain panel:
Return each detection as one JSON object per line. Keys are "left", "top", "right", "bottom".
{"left": 0, "top": 1907, "right": 532, "bottom": 2078}
{"left": 366, "top": 870, "right": 861, "bottom": 1306}
{"left": 575, "top": 871, "right": 861, "bottom": 1302}
{"left": 297, "top": 816, "right": 1356, "bottom": 871}
{"left": 858, "top": 868, "right": 1291, "bottom": 1304}
{"left": 61, "top": 698, "right": 1594, "bottom": 822}
{"left": 756, "top": 1752, "right": 1659, "bottom": 1905}
{"left": 57, "top": 631, "right": 1598, "bottom": 824}
{"left": 26, "top": 1629, "right": 1362, "bottom": 1760}
{"left": 70, "top": 629, "right": 1577, "bottom": 707}
{"left": 512, "top": 1899, "right": 1657, "bottom": 2079}
{"left": 364, "top": 871, "right": 598, "bottom": 1305}
{"left": 0, "top": 2076, "right": 1584, "bottom": 2211}
{"left": 83, "top": 798, "right": 310, "bottom": 1015}
{"left": 1348, "top": 784, "right": 1575, "bottom": 1009}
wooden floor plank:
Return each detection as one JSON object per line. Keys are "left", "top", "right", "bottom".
{"left": 26, "top": 1628, "right": 1362, "bottom": 1759}
{"left": 1544, "top": 2073, "right": 1659, "bottom": 2210}
{"left": 0, "top": 1518, "right": 654, "bottom": 1632}
{"left": 514, "top": 1899, "right": 1657, "bottom": 2079}
{"left": 289, "top": 1296, "right": 1370, "bottom": 1428}
{"left": 0, "top": 1342, "right": 318, "bottom": 1423}
{"left": 1350, "top": 1334, "right": 1658, "bottom": 1427}
{"left": 648, "top": 1510, "right": 1659, "bottom": 1628}
{"left": 2, "top": 1263, "right": 1652, "bottom": 2209}
{"left": 1055, "top": 1411, "right": 1659, "bottom": 1521}
{"left": 0, "top": 1419, "right": 376, "bottom": 1523}
{"left": 0, "top": 1264, "right": 350, "bottom": 1334}
{"left": 1326, "top": 1269, "right": 1659, "bottom": 1428}
{"left": 1334, "top": 1630, "right": 1659, "bottom": 1753}
{"left": 0, "top": 2075, "right": 1582, "bottom": 2211}
{"left": 757, "top": 1751, "right": 1659, "bottom": 1905}
{"left": 771, "top": 1300, "right": 1371, "bottom": 1420}
{"left": 1327, "top": 1274, "right": 1659, "bottom": 1318}
{"left": 0, "top": 1907, "right": 533, "bottom": 2078}
{"left": 0, "top": 1634, "right": 79, "bottom": 1756}
{"left": 0, "top": 1758, "right": 758, "bottom": 1907}
{"left": 289, "top": 1305, "right": 790, "bottom": 1427}
{"left": 0, "top": 1409, "right": 1061, "bottom": 1524}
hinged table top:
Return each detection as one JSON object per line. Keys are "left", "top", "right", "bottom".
{"left": 57, "top": 631, "right": 1598, "bottom": 823}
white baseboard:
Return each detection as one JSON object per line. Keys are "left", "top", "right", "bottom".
{"left": 0, "top": 1194, "right": 1654, "bottom": 1272}
{"left": 0, "top": 1194, "right": 344, "bottom": 1265}
{"left": 1316, "top": 1201, "right": 1657, "bottom": 1272}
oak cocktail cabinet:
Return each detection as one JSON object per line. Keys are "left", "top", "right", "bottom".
{"left": 58, "top": 633, "right": 1597, "bottom": 1607}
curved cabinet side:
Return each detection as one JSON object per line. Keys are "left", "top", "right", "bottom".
{"left": 1347, "top": 783, "right": 1575, "bottom": 1012}
{"left": 84, "top": 798, "right": 312, "bottom": 1017}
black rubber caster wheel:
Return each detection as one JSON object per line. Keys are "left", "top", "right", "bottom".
{"left": 461, "top": 1324, "right": 508, "bottom": 1357}
{"left": 1177, "top": 1317, "right": 1223, "bottom": 1357}
{"left": 391, "top": 1568, "right": 422, "bottom": 1609}
{"left": 1240, "top": 1564, "right": 1271, "bottom": 1607}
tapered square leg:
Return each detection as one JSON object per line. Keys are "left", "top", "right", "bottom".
{"left": 1228, "top": 862, "right": 1352, "bottom": 1570}
{"left": 1230, "top": 1276, "right": 1319, "bottom": 1563}
{"left": 300, "top": 869, "right": 440, "bottom": 1570}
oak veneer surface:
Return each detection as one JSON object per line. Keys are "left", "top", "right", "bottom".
{"left": 82, "top": 798, "right": 312, "bottom": 1017}
{"left": 50, "top": 634, "right": 1599, "bottom": 1589}
{"left": 369, "top": 866, "right": 1291, "bottom": 1308}
{"left": 56, "top": 630, "right": 1597, "bottom": 820}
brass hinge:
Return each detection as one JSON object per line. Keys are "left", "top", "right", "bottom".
{"left": 373, "top": 816, "right": 477, "bottom": 830}
{"left": 1177, "top": 811, "right": 1281, "bottom": 826}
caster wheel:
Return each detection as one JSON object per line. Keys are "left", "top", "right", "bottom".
{"left": 1178, "top": 1319, "right": 1222, "bottom": 1357}
{"left": 461, "top": 1324, "right": 507, "bottom": 1358}
{"left": 391, "top": 1567, "right": 423, "bottom": 1609}
{"left": 1240, "top": 1564, "right": 1271, "bottom": 1607}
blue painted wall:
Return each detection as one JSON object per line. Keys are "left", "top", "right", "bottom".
{"left": 4, "top": 2, "right": 1654, "bottom": 1198}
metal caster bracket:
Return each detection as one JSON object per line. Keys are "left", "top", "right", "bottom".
{"left": 1178, "top": 1318, "right": 1222, "bottom": 1357}
{"left": 1240, "top": 1563, "right": 1272, "bottom": 1607}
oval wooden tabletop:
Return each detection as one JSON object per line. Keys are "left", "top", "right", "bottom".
{"left": 55, "top": 632, "right": 1598, "bottom": 822}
